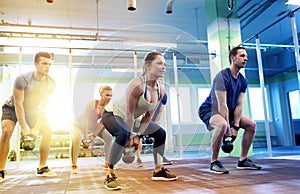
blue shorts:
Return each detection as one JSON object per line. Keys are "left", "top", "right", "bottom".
{"left": 198, "top": 106, "right": 235, "bottom": 130}
{"left": 198, "top": 106, "right": 218, "bottom": 130}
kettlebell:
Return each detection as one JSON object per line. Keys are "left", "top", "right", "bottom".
{"left": 21, "top": 137, "right": 35, "bottom": 151}
{"left": 122, "top": 147, "right": 136, "bottom": 164}
{"left": 145, "top": 137, "right": 154, "bottom": 144}
{"left": 82, "top": 139, "right": 92, "bottom": 149}
{"left": 221, "top": 136, "right": 236, "bottom": 153}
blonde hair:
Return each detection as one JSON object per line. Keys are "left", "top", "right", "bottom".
{"left": 99, "top": 85, "right": 112, "bottom": 95}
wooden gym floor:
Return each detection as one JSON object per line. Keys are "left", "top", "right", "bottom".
{"left": 1, "top": 148, "right": 300, "bottom": 194}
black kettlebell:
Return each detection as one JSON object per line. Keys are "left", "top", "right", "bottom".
{"left": 122, "top": 147, "right": 136, "bottom": 164}
{"left": 145, "top": 137, "right": 154, "bottom": 144}
{"left": 22, "top": 139, "right": 35, "bottom": 151}
{"left": 221, "top": 136, "right": 236, "bottom": 153}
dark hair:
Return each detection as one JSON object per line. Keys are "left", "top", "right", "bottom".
{"left": 34, "top": 52, "right": 52, "bottom": 64}
{"left": 229, "top": 46, "right": 246, "bottom": 63}
{"left": 141, "top": 51, "right": 163, "bottom": 75}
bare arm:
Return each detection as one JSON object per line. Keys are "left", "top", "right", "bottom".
{"left": 139, "top": 85, "right": 165, "bottom": 134}
{"left": 233, "top": 92, "right": 244, "bottom": 127}
{"left": 215, "top": 90, "right": 229, "bottom": 122}
{"left": 13, "top": 88, "right": 28, "bottom": 134}
{"left": 124, "top": 77, "right": 144, "bottom": 135}
{"left": 82, "top": 101, "right": 94, "bottom": 139}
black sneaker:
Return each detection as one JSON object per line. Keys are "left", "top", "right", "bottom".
{"left": 162, "top": 157, "right": 173, "bottom": 165}
{"left": 236, "top": 158, "right": 262, "bottom": 170}
{"left": 36, "top": 166, "right": 57, "bottom": 177}
{"left": 209, "top": 160, "right": 229, "bottom": 174}
{"left": 0, "top": 170, "right": 5, "bottom": 183}
{"left": 104, "top": 173, "right": 121, "bottom": 190}
{"left": 152, "top": 167, "right": 178, "bottom": 181}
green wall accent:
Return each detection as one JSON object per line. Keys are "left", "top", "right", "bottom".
{"left": 175, "top": 133, "right": 211, "bottom": 146}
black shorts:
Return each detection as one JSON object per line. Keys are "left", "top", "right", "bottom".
{"left": 1, "top": 105, "right": 17, "bottom": 124}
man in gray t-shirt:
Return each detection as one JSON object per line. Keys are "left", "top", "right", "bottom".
{"left": 0, "top": 52, "right": 57, "bottom": 183}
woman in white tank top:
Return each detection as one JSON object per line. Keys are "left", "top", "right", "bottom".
{"left": 102, "top": 51, "right": 178, "bottom": 191}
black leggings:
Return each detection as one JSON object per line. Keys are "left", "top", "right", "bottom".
{"left": 102, "top": 110, "right": 166, "bottom": 168}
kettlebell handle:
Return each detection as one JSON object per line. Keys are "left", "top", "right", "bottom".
{"left": 223, "top": 135, "right": 237, "bottom": 143}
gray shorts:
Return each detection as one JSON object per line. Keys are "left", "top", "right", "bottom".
{"left": 1, "top": 104, "right": 39, "bottom": 128}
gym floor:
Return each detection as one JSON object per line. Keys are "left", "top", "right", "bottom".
{"left": 1, "top": 147, "right": 300, "bottom": 194}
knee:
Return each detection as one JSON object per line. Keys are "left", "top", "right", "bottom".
{"left": 1, "top": 126, "right": 14, "bottom": 140}
{"left": 161, "top": 128, "right": 166, "bottom": 139}
{"left": 116, "top": 130, "right": 130, "bottom": 145}
{"left": 215, "top": 120, "right": 228, "bottom": 134}
{"left": 40, "top": 126, "right": 53, "bottom": 140}
{"left": 153, "top": 128, "right": 166, "bottom": 141}
{"left": 248, "top": 121, "right": 256, "bottom": 134}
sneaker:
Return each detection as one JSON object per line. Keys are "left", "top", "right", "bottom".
{"left": 135, "top": 158, "right": 143, "bottom": 168}
{"left": 0, "top": 170, "right": 5, "bottom": 183}
{"left": 162, "top": 157, "right": 173, "bottom": 165}
{"left": 36, "top": 166, "right": 57, "bottom": 177}
{"left": 236, "top": 158, "right": 262, "bottom": 170}
{"left": 104, "top": 173, "right": 121, "bottom": 190}
{"left": 71, "top": 165, "right": 78, "bottom": 174}
{"left": 151, "top": 167, "right": 178, "bottom": 181}
{"left": 103, "top": 163, "right": 109, "bottom": 170}
{"left": 209, "top": 160, "right": 229, "bottom": 174}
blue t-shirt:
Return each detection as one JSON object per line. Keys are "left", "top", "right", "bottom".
{"left": 200, "top": 68, "right": 248, "bottom": 113}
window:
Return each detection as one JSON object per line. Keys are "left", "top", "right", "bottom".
{"left": 248, "top": 87, "right": 270, "bottom": 120}
{"left": 288, "top": 90, "right": 300, "bottom": 119}
{"left": 169, "top": 87, "right": 191, "bottom": 123}
{"left": 198, "top": 88, "right": 210, "bottom": 106}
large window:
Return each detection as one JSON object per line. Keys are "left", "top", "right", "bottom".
{"left": 248, "top": 87, "right": 270, "bottom": 120}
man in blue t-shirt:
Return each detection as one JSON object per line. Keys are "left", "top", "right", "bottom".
{"left": 198, "top": 46, "right": 261, "bottom": 174}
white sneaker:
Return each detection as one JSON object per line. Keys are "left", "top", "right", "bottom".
{"left": 36, "top": 166, "right": 57, "bottom": 177}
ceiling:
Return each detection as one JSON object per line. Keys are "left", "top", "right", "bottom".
{"left": 1, "top": 0, "right": 300, "bottom": 72}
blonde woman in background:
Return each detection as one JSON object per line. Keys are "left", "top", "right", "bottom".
{"left": 71, "top": 86, "right": 113, "bottom": 174}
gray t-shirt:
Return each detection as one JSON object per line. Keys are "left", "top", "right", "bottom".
{"left": 4, "top": 71, "right": 56, "bottom": 117}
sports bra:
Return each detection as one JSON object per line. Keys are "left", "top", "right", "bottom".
{"left": 143, "top": 76, "right": 161, "bottom": 100}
